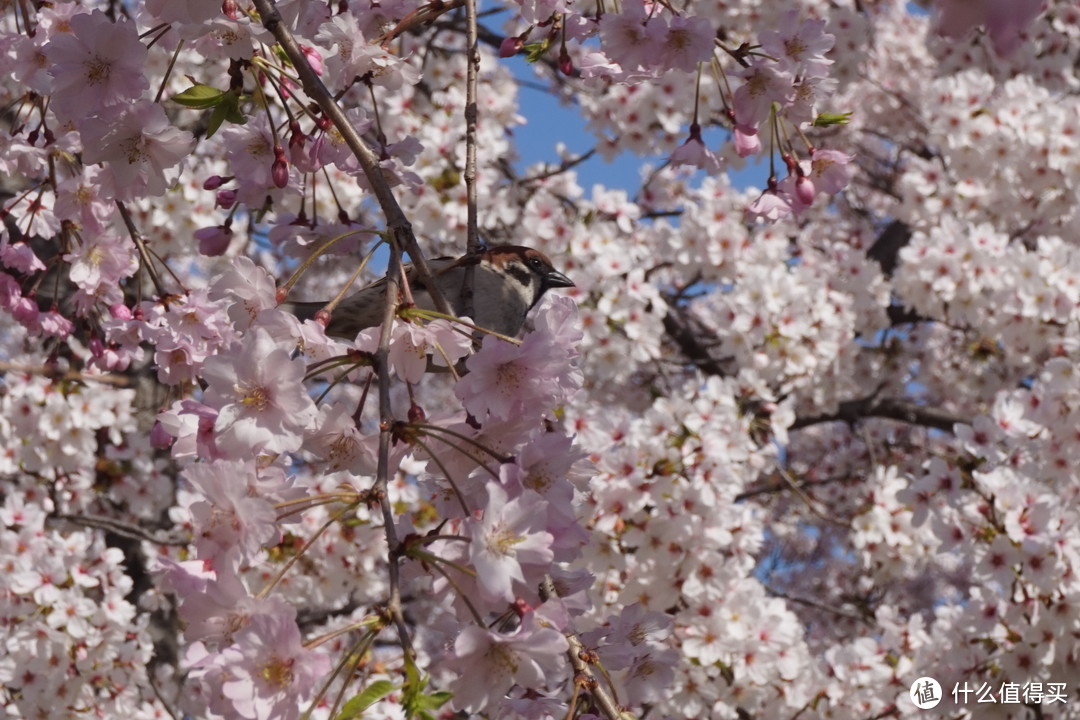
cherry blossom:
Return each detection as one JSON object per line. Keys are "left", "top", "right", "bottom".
{"left": 202, "top": 328, "right": 317, "bottom": 455}
{"left": 79, "top": 101, "right": 197, "bottom": 199}
{"left": 45, "top": 9, "right": 149, "bottom": 122}
{"left": 449, "top": 612, "right": 569, "bottom": 712}
{"left": 466, "top": 482, "right": 554, "bottom": 602}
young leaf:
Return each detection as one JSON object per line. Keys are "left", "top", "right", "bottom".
{"left": 813, "top": 111, "right": 854, "bottom": 127}
{"left": 172, "top": 84, "right": 227, "bottom": 109}
{"left": 336, "top": 679, "right": 397, "bottom": 720}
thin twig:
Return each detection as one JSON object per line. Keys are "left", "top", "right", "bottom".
{"left": 734, "top": 473, "right": 854, "bottom": 503}
{"left": 116, "top": 200, "right": 168, "bottom": 299}
{"left": 774, "top": 465, "right": 847, "bottom": 527}
{"left": 461, "top": 0, "right": 481, "bottom": 320}
{"left": 250, "top": 0, "right": 453, "bottom": 320}
{"left": 0, "top": 361, "right": 131, "bottom": 386}
{"left": 539, "top": 576, "right": 636, "bottom": 720}
{"left": 47, "top": 513, "right": 189, "bottom": 546}
{"left": 373, "top": 239, "right": 416, "bottom": 660}
{"left": 762, "top": 583, "right": 871, "bottom": 624}
{"left": 516, "top": 147, "right": 597, "bottom": 185}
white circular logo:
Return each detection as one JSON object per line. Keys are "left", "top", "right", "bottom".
{"left": 909, "top": 676, "right": 943, "bottom": 709}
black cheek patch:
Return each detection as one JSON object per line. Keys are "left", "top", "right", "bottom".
{"left": 504, "top": 263, "right": 534, "bottom": 290}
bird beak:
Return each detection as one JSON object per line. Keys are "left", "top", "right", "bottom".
{"left": 543, "top": 269, "right": 574, "bottom": 289}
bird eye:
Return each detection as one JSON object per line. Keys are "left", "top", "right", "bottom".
{"left": 529, "top": 257, "right": 543, "bottom": 268}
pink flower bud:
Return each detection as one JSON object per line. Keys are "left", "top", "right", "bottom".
{"left": 301, "top": 45, "right": 324, "bottom": 75}
{"left": 215, "top": 189, "right": 237, "bottom": 209}
{"left": 499, "top": 36, "right": 524, "bottom": 57}
{"left": 195, "top": 225, "right": 233, "bottom": 256}
{"left": 795, "top": 175, "right": 816, "bottom": 205}
{"left": 734, "top": 125, "right": 761, "bottom": 157}
{"left": 203, "top": 175, "right": 226, "bottom": 190}
{"left": 11, "top": 296, "right": 39, "bottom": 324}
{"left": 150, "top": 420, "right": 174, "bottom": 449}
{"left": 109, "top": 303, "right": 133, "bottom": 321}
{"left": 271, "top": 145, "right": 289, "bottom": 188}
{"left": 558, "top": 49, "right": 573, "bottom": 75}
{"left": 222, "top": 0, "right": 241, "bottom": 19}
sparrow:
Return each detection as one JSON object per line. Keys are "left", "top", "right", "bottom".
{"left": 287, "top": 245, "right": 574, "bottom": 339}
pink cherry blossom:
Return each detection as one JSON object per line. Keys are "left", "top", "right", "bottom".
{"left": 187, "top": 612, "right": 330, "bottom": 720}
{"left": 202, "top": 328, "right": 317, "bottom": 455}
{"left": 598, "top": 0, "right": 662, "bottom": 72}
{"left": 79, "top": 101, "right": 196, "bottom": 200}
{"left": 935, "top": 0, "right": 1045, "bottom": 56}
{"left": 670, "top": 125, "right": 724, "bottom": 173}
{"left": 810, "top": 148, "right": 854, "bottom": 194}
{"left": 655, "top": 15, "right": 715, "bottom": 74}
{"left": 183, "top": 459, "right": 280, "bottom": 560}
{"left": 45, "top": 10, "right": 149, "bottom": 122}
{"left": 450, "top": 612, "right": 569, "bottom": 712}
{"left": 733, "top": 60, "right": 796, "bottom": 129}
{"left": 758, "top": 12, "right": 835, "bottom": 78}
{"left": 466, "top": 482, "right": 554, "bottom": 602}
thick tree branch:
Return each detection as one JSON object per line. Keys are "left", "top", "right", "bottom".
{"left": 866, "top": 219, "right": 912, "bottom": 277}
{"left": 661, "top": 309, "right": 729, "bottom": 377}
{"left": 790, "top": 396, "right": 962, "bottom": 433}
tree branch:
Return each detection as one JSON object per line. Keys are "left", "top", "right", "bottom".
{"left": 791, "top": 396, "right": 962, "bottom": 433}
{"left": 461, "top": 0, "right": 480, "bottom": 319}
{"left": 539, "top": 575, "right": 635, "bottom": 720}
{"left": 250, "top": 0, "right": 452, "bottom": 320}
{"left": 661, "top": 309, "right": 730, "bottom": 377}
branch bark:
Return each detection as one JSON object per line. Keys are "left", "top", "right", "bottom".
{"left": 251, "top": 0, "right": 452, "bottom": 319}
{"left": 790, "top": 396, "right": 962, "bottom": 433}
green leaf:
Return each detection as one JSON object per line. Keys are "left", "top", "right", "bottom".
{"left": 523, "top": 40, "right": 550, "bottom": 63}
{"left": 205, "top": 91, "right": 246, "bottom": 138}
{"left": 336, "top": 680, "right": 397, "bottom": 720}
{"left": 813, "top": 111, "right": 853, "bottom": 127}
{"left": 172, "top": 84, "right": 227, "bottom": 109}
{"left": 412, "top": 691, "right": 452, "bottom": 713}
{"left": 206, "top": 103, "right": 228, "bottom": 138}
{"left": 399, "top": 655, "right": 453, "bottom": 720}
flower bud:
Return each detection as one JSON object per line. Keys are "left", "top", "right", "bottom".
{"left": 271, "top": 145, "right": 289, "bottom": 188}
{"left": 795, "top": 175, "right": 816, "bottom": 205}
{"left": 11, "top": 296, "right": 39, "bottom": 324}
{"left": 195, "top": 225, "right": 233, "bottom": 256}
{"left": 109, "top": 303, "right": 133, "bottom": 321}
{"left": 215, "top": 189, "right": 237, "bottom": 209}
{"left": 558, "top": 49, "right": 573, "bottom": 75}
{"left": 301, "top": 45, "right": 324, "bottom": 75}
{"left": 150, "top": 421, "right": 174, "bottom": 449}
{"left": 499, "top": 36, "right": 524, "bottom": 57}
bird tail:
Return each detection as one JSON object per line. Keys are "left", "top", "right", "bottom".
{"left": 281, "top": 300, "right": 325, "bottom": 323}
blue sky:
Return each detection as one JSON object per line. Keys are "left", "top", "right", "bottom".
{"left": 505, "top": 57, "right": 772, "bottom": 194}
